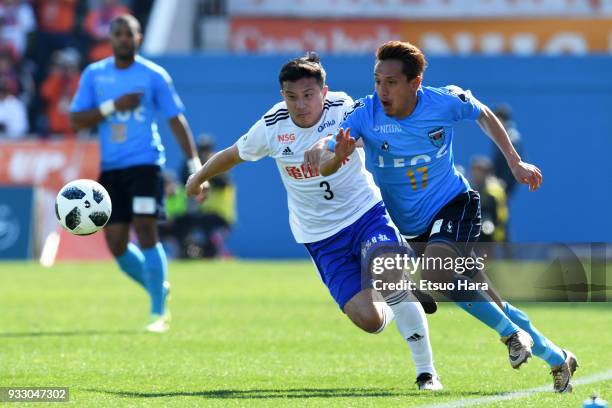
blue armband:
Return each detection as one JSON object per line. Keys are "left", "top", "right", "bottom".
{"left": 327, "top": 138, "right": 336, "bottom": 152}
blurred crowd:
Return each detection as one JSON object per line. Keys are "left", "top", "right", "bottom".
{"left": 160, "top": 136, "right": 236, "bottom": 260}
{"left": 0, "top": 0, "right": 153, "bottom": 139}
{"left": 469, "top": 104, "right": 525, "bottom": 246}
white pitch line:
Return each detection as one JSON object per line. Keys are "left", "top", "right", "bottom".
{"left": 417, "top": 369, "right": 612, "bottom": 408}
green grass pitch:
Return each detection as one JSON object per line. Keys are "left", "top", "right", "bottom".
{"left": 1, "top": 260, "right": 610, "bottom": 407}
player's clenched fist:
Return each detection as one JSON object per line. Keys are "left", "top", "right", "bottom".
{"left": 185, "top": 173, "right": 210, "bottom": 203}
{"left": 510, "top": 161, "right": 543, "bottom": 192}
{"left": 114, "top": 92, "right": 142, "bottom": 111}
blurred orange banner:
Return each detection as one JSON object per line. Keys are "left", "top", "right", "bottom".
{"left": 230, "top": 18, "right": 612, "bottom": 54}
{"left": 230, "top": 18, "right": 403, "bottom": 53}
{"left": 0, "top": 139, "right": 100, "bottom": 190}
{"left": 401, "top": 19, "right": 612, "bottom": 55}
{"left": 228, "top": 0, "right": 612, "bottom": 18}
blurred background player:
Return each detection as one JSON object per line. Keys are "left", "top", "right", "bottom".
{"left": 185, "top": 53, "right": 442, "bottom": 391}
{"left": 160, "top": 161, "right": 234, "bottom": 259}
{"left": 69, "top": 14, "right": 201, "bottom": 333}
{"left": 181, "top": 137, "right": 235, "bottom": 258}
{"left": 491, "top": 104, "right": 524, "bottom": 201}
{"left": 40, "top": 47, "right": 80, "bottom": 136}
{"left": 470, "top": 156, "right": 508, "bottom": 245}
{"left": 311, "top": 40, "right": 577, "bottom": 393}
{"left": 0, "top": 74, "right": 27, "bottom": 138}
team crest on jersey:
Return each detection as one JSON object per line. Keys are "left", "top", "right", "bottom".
{"left": 428, "top": 127, "right": 446, "bottom": 148}
{"left": 381, "top": 140, "right": 390, "bottom": 152}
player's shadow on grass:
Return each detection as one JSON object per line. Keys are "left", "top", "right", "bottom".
{"left": 0, "top": 330, "right": 142, "bottom": 338}
{"left": 89, "top": 388, "right": 501, "bottom": 399}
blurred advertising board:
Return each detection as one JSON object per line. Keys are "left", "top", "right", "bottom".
{"left": 230, "top": 17, "right": 612, "bottom": 54}
{"left": 0, "top": 139, "right": 105, "bottom": 261}
{"left": 228, "top": 0, "right": 612, "bottom": 18}
{"left": 230, "top": 19, "right": 402, "bottom": 52}
{"left": 0, "top": 186, "right": 34, "bottom": 259}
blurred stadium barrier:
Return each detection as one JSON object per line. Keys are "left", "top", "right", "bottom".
{"left": 0, "top": 186, "right": 34, "bottom": 259}
{"left": 0, "top": 139, "right": 101, "bottom": 261}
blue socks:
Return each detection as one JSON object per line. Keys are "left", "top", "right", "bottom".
{"left": 451, "top": 276, "right": 520, "bottom": 338}
{"left": 142, "top": 243, "right": 168, "bottom": 315}
{"left": 116, "top": 243, "right": 146, "bottom": 289}
{"left": 503, "top": 302, "right": 565, "bottom": 366}
{"left": 116, "top": 242, "right": 169, "bottom": 316}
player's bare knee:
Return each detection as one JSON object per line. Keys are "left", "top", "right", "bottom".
{"left": 132, "top": 217, "right": 158, "bottom": 248}
{"left": 104, "top": 228, "right": 128, "bottom": 257}
{"left": 352, "top": 312, "right": 384, "bottom": 334}
{"left": 107, "top": 242, "right": 126, "bottom": 257}
{"left": 344, "top": 299, "right": 385, "bottom": 334}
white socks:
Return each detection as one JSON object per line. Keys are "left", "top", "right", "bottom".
{"left": 384, "top": 291, "right": 436, "bottom": 376}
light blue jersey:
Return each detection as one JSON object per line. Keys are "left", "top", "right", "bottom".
{"left": 70, "top": 55, "right": 185, "bottom": 171}
{"left": 340, "top": 86, "right": 482, "bottom": 236}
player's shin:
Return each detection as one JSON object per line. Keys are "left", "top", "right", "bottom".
{"left": 385, "top": 290, "right": 436, "bottom": 376}
{"left": 116, "top": 242, "right": 147, "bottom": 290}
{"left": 450, "top": 275, "right": 520, "bottom": 337}
{"left": 142, "top": 243, "right": 168, "bottom": 315}
{"left": 503, "top": 302, "right": 565, "bottom": 366}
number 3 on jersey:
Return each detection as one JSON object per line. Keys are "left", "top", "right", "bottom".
{"left": 319, "top": 181, "right": 334, "bottom": 200}
{"left": 407, "top": 166, "right": 428, "bottom": 190}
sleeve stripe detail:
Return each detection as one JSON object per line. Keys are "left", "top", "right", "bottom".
{"left": 264, "top": 108, "right": 289, "bottom": 121}
{"left": 265, "top": 113, "right": 291, "bottom": 126}
{"left": 264, "top": 100, "right": 345, "bottom": 126}
{"left": 324, "top": 99, "right": 345, "bottom": 107}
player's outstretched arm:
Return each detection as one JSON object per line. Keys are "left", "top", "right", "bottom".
{"left": 168, "top": 114, "right": 201, "bottom": 174}
{"left": 70, "top": 92, "right": 142, "bottom": 130}
{"left": 185, "top": 144, "right": 244, "bottom": 202}
{"left": 476, "top": 104, "right": 542, "bottom": 192}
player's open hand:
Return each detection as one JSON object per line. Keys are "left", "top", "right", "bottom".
{"left": 335, "top": 128, "right": 356, "bottom": 160}
{"left": 186, "top": 174, "right": 210, "bottom": 203}
{"left": 114, "top": 92, "right": 142, "bottom": 111}
{"left": 510, "top": 161, "right": 542, "bottom": 192}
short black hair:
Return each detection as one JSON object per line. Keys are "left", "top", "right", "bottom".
{"left": 376, "top": 41, "right": 427, "bottom": 81}
{"left": 278, "top": 51, "right": 326, "bottom": 89}
{"left": 110, "top": 14, "right": 142, "bottom": 34}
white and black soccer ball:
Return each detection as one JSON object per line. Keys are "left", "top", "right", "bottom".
{"left": 55, "top": 179, "right": 112, "bottom": 235}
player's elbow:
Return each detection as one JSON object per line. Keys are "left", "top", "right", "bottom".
{"left": 70, "top": 114, "right": 85, "bottom": 131}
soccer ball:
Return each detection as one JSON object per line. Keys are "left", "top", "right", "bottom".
{"left": 55, "top": 179, "right": 112, "bottom": 235}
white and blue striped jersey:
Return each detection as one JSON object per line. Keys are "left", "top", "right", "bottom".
{"left": 236, "top": 91, "right": 382, "bottom": 243}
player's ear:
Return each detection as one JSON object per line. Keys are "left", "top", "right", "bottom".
{"left": 321, "top": 85, "right": 328, "bottom": 98}
{"left": 411, "top": 75, "right": 423, "bottom": 90}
